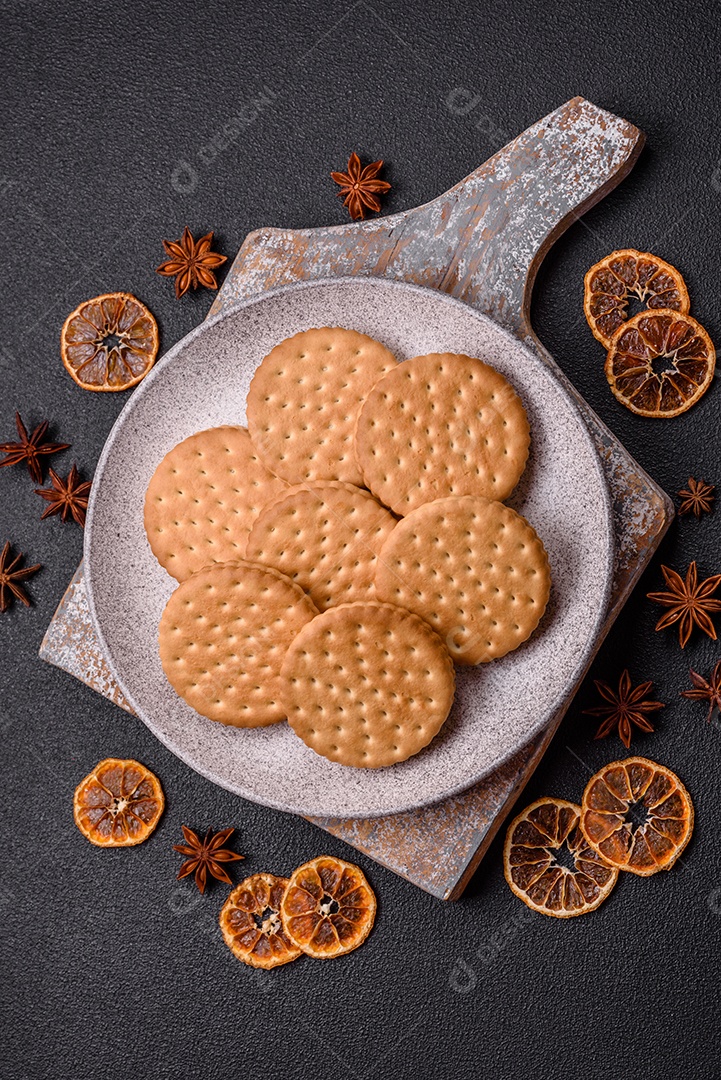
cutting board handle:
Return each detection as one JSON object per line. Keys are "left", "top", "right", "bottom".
{"left": 214, "top": 97, "right": 644, "bottom": 337}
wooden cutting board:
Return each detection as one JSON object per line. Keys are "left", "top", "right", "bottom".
{"left": 40, "top": 97, "right": 672, "bottom": 898}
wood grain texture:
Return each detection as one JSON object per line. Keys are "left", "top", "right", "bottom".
{"left": 40, "top": 97, "right": 672, "bottom": 899}
{"left": 210, "top": 97, "right": 643, "bottom": 337}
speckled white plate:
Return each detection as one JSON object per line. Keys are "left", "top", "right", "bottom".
{"left": 85, "top": 278, "right": 614, "bottom": 819}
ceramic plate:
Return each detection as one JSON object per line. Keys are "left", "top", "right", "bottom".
{"left": 85, "top": 278, "right": 614, "bottom": 818}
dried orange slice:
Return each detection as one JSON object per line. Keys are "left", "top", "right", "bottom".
{"left": 605, "top": 310, "right": 715, "bottom": 418}
{"left": 584, "top": 249, "right": 690, "bottom": 348}
{"left": 73, "top": 758, "right": 164, "bottom": 847}
{"left": 580, "top": 757, "right": 693, "bottom": 876}
{"left": 61, "top": 292, "right": 159, "bottom": 392}
{"left": 219, "top": 873, "right": 301, "bottom": 970}
{"left": 503, "top": 797, "right": 618, "bottom": 918}
{"left": 281, "top": 855, "right": 376, "bottom": 958}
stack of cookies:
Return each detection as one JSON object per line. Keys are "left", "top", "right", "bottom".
{"left": 145, "top": 328, "right": 551, "bottom": 769}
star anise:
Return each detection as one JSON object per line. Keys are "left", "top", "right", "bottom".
{"left": 647, "top": 561, "right": 721, "bottom": 648}
{"left": 0, "top": 413, "right": 69, "bottom": 484}
{"left": 0, "top": 541, "right": 41, "bottom": 613}
{"left": 173, "top": 826, "right": 244, "bottom": 894}
{"left": 331, "top": 152, "right": 391, "bottom": 221}
{"left": 156, "top": 227, "right": 227, "bottom": 299}
{"left": 678, "top": 477, "right": 715, "bottom": 518}
{"left": 681, "top": 659, "right": 721, "bottom": 722}
{"left": 584, "top": 669, "right": 665, "bottom": 748}
{"left": 35, "top": 465, "right": 92, "bottom": 527}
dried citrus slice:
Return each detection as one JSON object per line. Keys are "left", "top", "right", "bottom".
{"left": 73, "top": 758, "right": 164, "bottom": 847}
{"left": 605, "top": 310, "right": 715, "bottom": 418}
{"left": 580, "top": 756, "right": 693, "bottom": 876}
{"left": 503, "top": 797, "right": 618, "bottom": 918}
{"left": 61, "top": 292, "right": 159, "bottom": 391}
{"left": 281, "top": 855, "right": 376, "bottom": 958}
{"left": 219, "top": 873, "right": 301, "bottom": 970}
{"left": 584, "top": 249, "right": 690, "bottom": 347}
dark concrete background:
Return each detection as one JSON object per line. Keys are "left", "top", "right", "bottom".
{"left": 1, "top": 1, "right": 720, "bottom": 1077}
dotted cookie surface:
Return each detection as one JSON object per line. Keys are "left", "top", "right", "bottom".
{"left": 144, "top": 426, "right": 287, "bottom": 582}
{"left": 374, "top": 496, "right": 550, "bottom": 665}
{"left": 158, "top": 560, "right": 318, "bottom": 727}
{"left": 354, "top": 353, "right": 530, "bottom": 515}
{"left": 281, "top": 601, "right": 455, "bottom": 768}
{"left": 246, "top": 328, "right": 398, "bottom": 486}
{"left": 245, "top": 481, "right": 397, "bottom": 611}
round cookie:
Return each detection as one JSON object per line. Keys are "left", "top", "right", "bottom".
{"left": 354, "top": 353, "right": 530, "bottom": 515}
{"left": 244, "top": 481, "right": 397, "bottom": 611}
{"left": 374, "top": 496, "right": 550, "bottom": 665}
{"left": 159, "top": 560, "right": 318, "bottom": 727}
{"left": 281, "top": 601, "right": 455, "bottom": 768}
{"left": 144, "top": 426, "right": 287, "bottom": 582}
{"left": 246, "top": 328, "right": 398, "bottom": 486}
